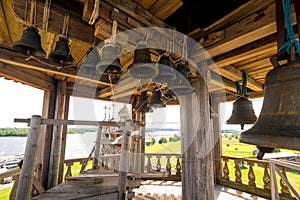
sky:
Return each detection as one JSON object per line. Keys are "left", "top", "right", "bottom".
{"left": 0, "top": 77, "right": 263, "bottom": 130}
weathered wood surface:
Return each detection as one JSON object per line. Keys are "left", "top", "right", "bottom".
{"left": 14, "top": 118, "right": 125, "bottom": 127}
{"left": 180, "top": 61, "right": 215, "bottom": 200}
{"left": 40, "top": 90, "right": 56, "bottom": 190}
{"left": 92, "top": 126, "right": 103, "bottom": 169}
{"left": 16, "top": 115, "right": 42, "bottom": 200}
{"left": 32, "top": 175, "right": 140, "bottom": 200}
{"left": 12, "top": 0, "right": 95, "bottom": 44}
{"left": 47, "top": 80, "right": 67, "bottom": 188}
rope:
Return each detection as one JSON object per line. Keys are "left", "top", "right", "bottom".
{"left": 278, "top": 0, "right": 300, "bottom": 56}
{"left": 42, "top": 0, "right": 51, "bottom": 31}
{"left": 62, "top": 14, "right": 69, "bottom": 37}
{"left": 29, "top": 0, "right": 36, "bottom": 25}
{"left": 181, "top": 35, "right": 187, "bottom": 59}
{"left": 89, "top": 0, "right": 100, "bottom": 25}
{"left": 241, "top": 71, "right": 248, "bottom": 97}
{"left": 235, "top": 72, "right": 248, "bottom": 97}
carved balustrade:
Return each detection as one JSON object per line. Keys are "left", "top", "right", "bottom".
{"left": 219, "top": 156, "right": 300, "bottom": 200}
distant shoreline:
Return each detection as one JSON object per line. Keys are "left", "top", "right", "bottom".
{"left": 0, "top": 128, "right": 180, "bottom": 137}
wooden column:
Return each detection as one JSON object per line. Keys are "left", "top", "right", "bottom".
{"left": 47, "top": 80, "right": 67, "bottom": 188}
{"left": 58, "top": 94, "right": 70, "bottom": 184}
{"left": 139, "top": 112, "right": 146, "bottom": 172}
{"left": 130, "top": 111, "right": 145, "bottom": 173}
{"left": 39, "top": 89, "right": 56, "bottom": 190}
{"left": 118, "top": 120, "right": 130, "bottom": 200}
{"left": 181, "top": 63, "right": 215, "bottom": 199}
{"left": 92, "top": 126, "right": 103, "bottom": 169}
{"left": 212, "top": 101, "right": 222, "bottom": 182}
{"left": 16, "top": 115, "right": 42, "bottom": 200}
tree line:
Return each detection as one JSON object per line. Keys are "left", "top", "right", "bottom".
{"left": 0, "top": 128, "right": 97, "bottom": 136}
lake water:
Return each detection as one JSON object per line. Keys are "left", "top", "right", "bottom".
{"left": 0, "top": 131, "right": 179, "bottom": 159}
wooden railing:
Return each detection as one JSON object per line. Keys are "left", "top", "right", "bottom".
{"left": 64, "top": 157, "right": 93, "bottom": 180}
{"left": 269, "top": 159, "right": 300, "bottom": 200}
{"left": 218, "top": 156, "right": 300, "bottom": 200}
{"left": 63, "top": 153, "right": 182, "bottom": 180}
{"left": 145, "top": 153, "right": 181, "bottom": 176}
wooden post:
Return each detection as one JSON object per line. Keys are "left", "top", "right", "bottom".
{"left": 39, "top": 89, "right": 56, "bottom": 189}
{"left": 93, "top": 126, "right": 103, "bottom": 169}
{"left": 58, "top": 94, "right": 70, "bottom": 184}
{"left": 181, "top": 62, "right": 215, "bottom": 199}
{"left": 270, "top": 162, "right": 280, "bottom": 200}
{"left": 118, "top": 120, "right": 130, "bottom": 200}
{"left": 212, "top": 101, "right": 222, "bottom": 182}
{"left": 16, "top": 115, "right": 42, "bottom": 200}
{"left": 139, "top": 112, "right": 146, "bottom": 172}
{"left": 47, "top": 80, "right": 67, "bottom": 188}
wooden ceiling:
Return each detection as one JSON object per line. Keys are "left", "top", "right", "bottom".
{"left": 0, "top": 0, "right": 293, "bottom": 103}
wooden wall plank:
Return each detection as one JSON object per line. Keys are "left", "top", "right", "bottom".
{"left": 149, "top": 0, "right": 183, "bottom": 20}
{"left": 134, "top": 0, "right": 157, "bottom": 10}
{"left": 12, "top": 0, "right": 95, "bottom": 44}
{"left": 191, "top": 0, "right": 274, "bottom": 40}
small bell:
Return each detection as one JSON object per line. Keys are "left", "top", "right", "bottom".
{"left": 226, "top": 97, "right": 257, "bottom": 130}
{"left": 148, "top": 89, "right": 166, "bottom": 109}
{"left": 12, "top": 26, "right": 46, "bottom": 58}
{"left": 96, "top": 45, "right": 123, "bottom": 75}
{"left": 81, "top": 47, "right": 100, "bottom": 78}
{"left": 169, "top": 62, "right": 195, "bottom": 96}
{"left": 134, "top": 91, "right": 152, "bottom": 113}
{"left": 49, "top": 36, "right": 74, "bottom": 66}
{"left": 127, "top": 41, "right": 158, "bottom": 79}
{"left": 153, "top": 55, "right": 176, "bottom": 85}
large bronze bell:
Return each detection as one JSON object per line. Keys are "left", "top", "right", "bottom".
{"left": 153, "top": 55, "right": 176, "bottom": 84}
{"left": 12, "top": 26, "right": 46, "bottom": 58}
{"left": 128, "top": 42, "right": 158, "bottom": 79}
{"left": 226, "top": 97, "right": 257, "bottom": 130}
{"left": 148, "top": 89, "right": 166, "bottom": 109}
{"left": 96, "top": 45, "right": 123, "bottom": 75}
{"left": 49, "top": 36, "right": 74, "bottom": 66}
{"left": 240, "top": 59, "right": 300, "bottom": 154}
{"left": 169, "top": 62, "right": 195, "bottom": 96}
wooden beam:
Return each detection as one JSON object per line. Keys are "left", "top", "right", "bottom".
{"left": 0, "top": 47, "right": 112, "bottom": 87}
{"left": 192, "top": 2, "right": 296, "bottom": 60}
{"left": 211, "top": 90, "right": 264, "bottom": 102}
{"left": 0, "top": 62, "right": 56, "bottom": 91}
{"left": 83, "top": 0, "right": 171, "bottom": 28}
{"left": 210, "top": 70, "right": 236, "bottom": 93}
{"left": 149, "top": 0, "right": 183, "bottom": 20}
{"left": 211, "top": 33, "right": 277, "bottom": 69}
{"left": 189, "top": 0, "right": 274, "bottom": 40}
{"left": 12, "top": 0, "right": 95, "bottom": 44}
{"left": 214, "top": 65, "right": 264, "bottom": 91}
